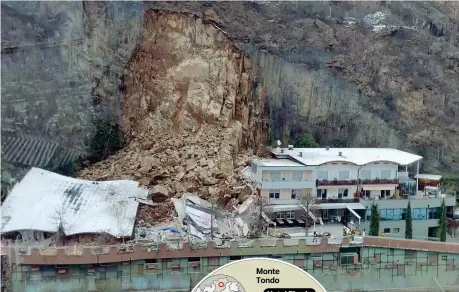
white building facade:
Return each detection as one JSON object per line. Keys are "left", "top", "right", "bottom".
{"left": 243, "top": 147, "right": 456, "bottom": 239}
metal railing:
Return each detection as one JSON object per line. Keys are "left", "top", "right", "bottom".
{"left": 317, "top": 178, "right": 399, "bottom": 186}
{"left": 316, "top": 198, "right": 359, "bottom": 204}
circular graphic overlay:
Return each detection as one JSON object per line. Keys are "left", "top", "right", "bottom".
{"left": 192, "top": 258, "right": 327, "bottom": 292}
{"left": 194, "top": 274, "right": 246, "bottom": 292}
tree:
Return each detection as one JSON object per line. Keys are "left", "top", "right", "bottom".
{"left": 51, "top": 202, "right": 68, "bottom": 244}
{"left": 369, "top": 202, "right": 380, "bottom": 236}
{"left": 294, "top": 133, "right": 318, "bottom": 148}
{"left": 250, "top": 194, "right": 271, "bottom": 238}
{"left": 439, "top": 199, "right": 447, "bottom": 242}
{"left": 405, "top": 201, "right": 413, "bottom": 239}
{"left": 298, "top": 190, "right": 321, "bottom": 236}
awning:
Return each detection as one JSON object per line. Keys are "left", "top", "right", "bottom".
{"left": 361, "top": 184, "right": 397, "bottom": 191}
{"left": 299, "top": 205, "right": 317, "bottom": 221}
{"left": 415, "top": 174, "right": 442, "bottom": 181}
{"left": 267, "top": 204, "right": 302, "bottom": 212}
{"left": 319, "top": 203, "right": 347, "bottom": 210}
{"left": 346, "top": 203, "right": 365, "bottom": 210}
{"left": 346, "top": 205, "right": 361, "bottom": 220}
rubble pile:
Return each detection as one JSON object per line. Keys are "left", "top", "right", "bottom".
{"left": 76, "top": 123, "right": 262, "bottom": 225}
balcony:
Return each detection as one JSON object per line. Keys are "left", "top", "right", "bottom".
{"left": 316, "top": 198, "right": 359, "bottom": 204}
{"left": 262, "top": 179, "right": 315, "bottom": 189}
{"left": 316, "top": 179, "right": 399, "bottom": 186}
{"left": 361, "top": 179, "right": 399, "bottom": 185}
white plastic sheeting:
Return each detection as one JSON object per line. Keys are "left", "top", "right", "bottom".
{"left": 1, "top": 167, "right": 148, "bottom": 237}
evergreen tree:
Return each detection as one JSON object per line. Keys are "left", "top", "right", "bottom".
{"left": 369, "top": 202, "right": 380, "bottom": 236}
{"left": 405, "top": 201, "right": 413, "bottom": 239}
{"left": 439, "top": 199, "right": 447, "bottom": 242}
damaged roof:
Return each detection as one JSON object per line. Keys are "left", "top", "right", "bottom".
{"left": 1, "top": 167, "right": 148, "bottom": 237}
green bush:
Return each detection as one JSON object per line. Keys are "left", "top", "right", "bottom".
{"left": 87, "top": 119, "right": 124, "bottom": 163}
{"left": 294, "top": 133, "right": 318, "bottom": 148}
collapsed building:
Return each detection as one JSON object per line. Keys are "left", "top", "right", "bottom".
{"left": 1, "top": 167, "right": 255, "bottom": 248}
{"left": 0, "top": 167, "right": 148, "bottom": 244}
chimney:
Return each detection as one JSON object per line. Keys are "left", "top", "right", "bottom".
{"left": 288, "top": 145, "right": 294, "bottom": 150}
{"left": 326, "top": 146, "right": 330, "bottom": 150}
{"left": 299, "top": 152, "right": 303, "bottom": 157}
{"left": 339, "top": 151, "right": 343, "bottom": 157}
{"left": 280, "top": 149, "right": 284, "bottom": 153}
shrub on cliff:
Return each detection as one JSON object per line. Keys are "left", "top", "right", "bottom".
{"left": 88, "top": 118, "right": 125, "bottom": 163}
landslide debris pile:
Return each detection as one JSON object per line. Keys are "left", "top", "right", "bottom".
{"left": 76, "top": 124, "right": 258, "bottom": 225}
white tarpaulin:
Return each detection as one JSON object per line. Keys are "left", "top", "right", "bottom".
{"left": 1, "top": 167, "right": 148, "bottom": 237}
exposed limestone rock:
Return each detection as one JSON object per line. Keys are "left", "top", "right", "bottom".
{"left": 76, "top": 12, "right": 269, "bottom": 224}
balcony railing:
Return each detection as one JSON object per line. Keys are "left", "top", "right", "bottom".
{"left": 316, "top": 179, "right": 399, "bottom": 186}
{"left": 316, "top": 198, "right": 359, "bottom": 204}
{"left": 361, "top": 179, "right": 399, "bottom": 185}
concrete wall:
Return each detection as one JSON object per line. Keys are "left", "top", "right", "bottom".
{"left": 10, "top": 246, "right": 459, "bottom": 292}
{"left": 360, "top": 197, "right": 456, "bottom": 209}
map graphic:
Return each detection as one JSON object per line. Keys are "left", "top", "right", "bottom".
{"left": 193, "top": 274, "right": 246, "bottom": 292}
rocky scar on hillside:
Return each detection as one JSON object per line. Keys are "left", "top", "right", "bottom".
{"left": 147, "top": 2, "right": 459, "bottom": 173}
{"left": 76, "top": 11, "right": 269, "bottom": 224}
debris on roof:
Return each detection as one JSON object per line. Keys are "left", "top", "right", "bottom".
{"left": 1, "top": 167, "right": 148, "bottom": 238}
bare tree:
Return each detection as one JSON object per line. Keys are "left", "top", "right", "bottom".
{"left": 298, "top": 190, "right": 321, "bottom": 236}
{"left": 51, "top": 202, "right": 68, "bottom": 244}
{"left": 249, "top": 194, "right": 272, "bottom": 238}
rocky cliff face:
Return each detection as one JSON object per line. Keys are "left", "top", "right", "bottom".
{"left": 147, "top": 1, "right": 459, "bottom": 172}
{"left": 1, "top": 1, "right": 142, "bottom": 151}
{"left": 2, "top": 1, "right": 459, "bottom": 175}
{"left": 76, "top": 11, "right": 268, "bottom": 220}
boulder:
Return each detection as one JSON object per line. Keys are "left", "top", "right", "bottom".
{"left": 148, "top": 184, "right": 169, "bottom": 202}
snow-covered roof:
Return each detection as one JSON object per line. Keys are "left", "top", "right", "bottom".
{"left": 272, "top": 147, "right": 422, "bottom": 166}
{"left": 253, "top": 159, "right": 304, "bottom": 167}
{"left": 1, "top": 168, "right": 148, "bottom": 237}
{"left": 414, "top": 174, "right": 442, "bottom": 181}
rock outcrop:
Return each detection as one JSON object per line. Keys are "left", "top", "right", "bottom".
{"left": 76, "top": 11, "right": 268, "bottom": 223}
{"left": 146, "top": 2, "right": 459, "bottom": 172}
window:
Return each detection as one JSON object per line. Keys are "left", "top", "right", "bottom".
{"left": 405, "top": 250, "right": 416, "bottom": 259}
{"left": 386, "top": 209, "right": 394, "bottom": 220}
{"left": 383, "top": 228, "right": 390, "bottom": 233}
{"left": 339, "top": 170, "right": 350, "bottom": 180}
{"left": 269, "top": 190, "right": 280, "bottom": 199}
{"left": 292, "top": 171, "right": 303, "bottom": 181}
{"left": 291, "top": 189, "right": 297, "bottom": 199}
{"left": 413, "top": 208, "right": 427, "bottom": 220}
{"left": 338, "top": 188, "right": 348, "bottom": 198}
{"left": 393, "top": 228, "right": 400, "bottom": 233}
{"left": 362, "top": 190, "right": 371, "bottom": 198}
{"left": 286, "top": 210, "right": 295, "bottom": 219}
{"left": 316, "top": 189, "right": 327, "bottom": 199}
{"left": 379, "top": 208, "right": 404, "bottom": 221}
{"left": 427, "top": 208, "right": 439, "bottom": 219}
{"left": 317, "top": 171, "right": 328, "bottom": 180}
{"left": 276, "top": 212, "right": 285, "bottom": 219}
{"left": 270, "top": 171, "right": 281, "bottom": 181}
{"left": 360, "top": 170, "right": 371, "bottom": 180}
{"left": 380, "top": 170, "right": 391, "bottom": 179}
{"left": 380, "top": 190, "right": 390, "bottom": 198}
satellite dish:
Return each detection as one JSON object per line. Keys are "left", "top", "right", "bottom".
{"left": 277, "top": 140, "right": 282, "bottom": 146}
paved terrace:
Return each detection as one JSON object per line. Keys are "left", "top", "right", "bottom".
{"left": 2, "top": 237, "right": 459, "bottom": 266}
